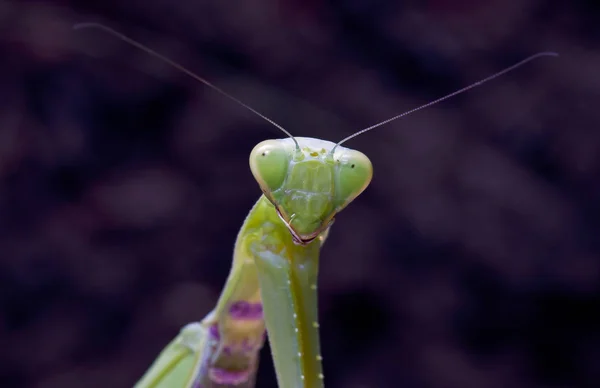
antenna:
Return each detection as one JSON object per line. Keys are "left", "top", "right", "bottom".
{"left": 332, "top": 51, "right": 558, "bottom": 153}
{"left": 73, "top": 22, "right": 300, "bottom": 150}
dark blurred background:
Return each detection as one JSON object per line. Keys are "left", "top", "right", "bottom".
{"left": 1, "top": 1, "right": 599, "bottom": 387}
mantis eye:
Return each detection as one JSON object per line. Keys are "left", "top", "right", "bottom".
{"left": 250, "top": 140, "right": 290, "bottom": 193}
{"left": 334, "top": 150, "right": 373, "bottom": 210}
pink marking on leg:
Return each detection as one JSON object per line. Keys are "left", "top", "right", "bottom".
{"left": 209, "top": 367, "right": 252, "bottom": 385}
{"left": 209, "top": 323, "right": 219, "bottom": 340}
{"left": 229, "top": 301, "right": 263, "bottom": 320}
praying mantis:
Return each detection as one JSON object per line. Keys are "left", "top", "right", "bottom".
{"left": 74, "top": 22, "right": 557, "bottom": 388}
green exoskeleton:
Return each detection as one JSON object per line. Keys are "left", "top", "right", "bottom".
{"left": 74, "top": 22, "right": 557, "bottom": 388}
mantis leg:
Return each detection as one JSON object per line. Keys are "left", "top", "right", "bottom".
{"left": 134, "top": 318, "right": 260, "bottom": 388}
{"left": 134, "top": 322, "right": 205, "bottom": 388}
{"left": 251, "top": 238, "right": 324, "bottom": 388}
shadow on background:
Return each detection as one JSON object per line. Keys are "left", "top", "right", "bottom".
{"left": 1, "top": 1, "right": 599, "bottom": 387}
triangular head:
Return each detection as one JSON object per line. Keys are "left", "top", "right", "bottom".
{"left": 249, "top": 137, "right": 373, "bottom": 245}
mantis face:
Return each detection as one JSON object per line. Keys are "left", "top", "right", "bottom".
{"left": 250, "top": 137, "right": 373, "bottom": 244}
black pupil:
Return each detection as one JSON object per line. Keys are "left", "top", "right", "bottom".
{"left": 351, "top": 164, "right": 355, "bottom": 168}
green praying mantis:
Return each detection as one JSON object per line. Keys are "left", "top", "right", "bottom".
{"left": 74, "top": 22, "right": 557, "bottom": 388}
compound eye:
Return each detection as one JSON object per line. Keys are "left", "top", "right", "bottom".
{"left": 335, "top": 150, "right": 373, "bottom": 209}
{"left": 249, "top": 140, "right": 290, "bottom": 193}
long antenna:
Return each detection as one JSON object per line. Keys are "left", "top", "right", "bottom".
{"left": 332, "top": 51, "right": 558, "bottom": 152}
{"left": 73, "top": 22, "right": 300, "bottom": 150}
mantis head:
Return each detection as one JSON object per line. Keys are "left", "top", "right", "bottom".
{"left": 72, "top": 23, "right": 557, "bottom": 246}
{"left": 250, "top": 137, "right": 372, "bottom": 245}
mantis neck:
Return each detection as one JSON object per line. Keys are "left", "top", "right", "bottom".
{"left": 197, "top": 195, "right": 326, "bottom": 388}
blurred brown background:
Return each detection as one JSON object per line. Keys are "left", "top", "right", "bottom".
{"left": 1, "top": 1, "right": 599, "bottom": 387}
